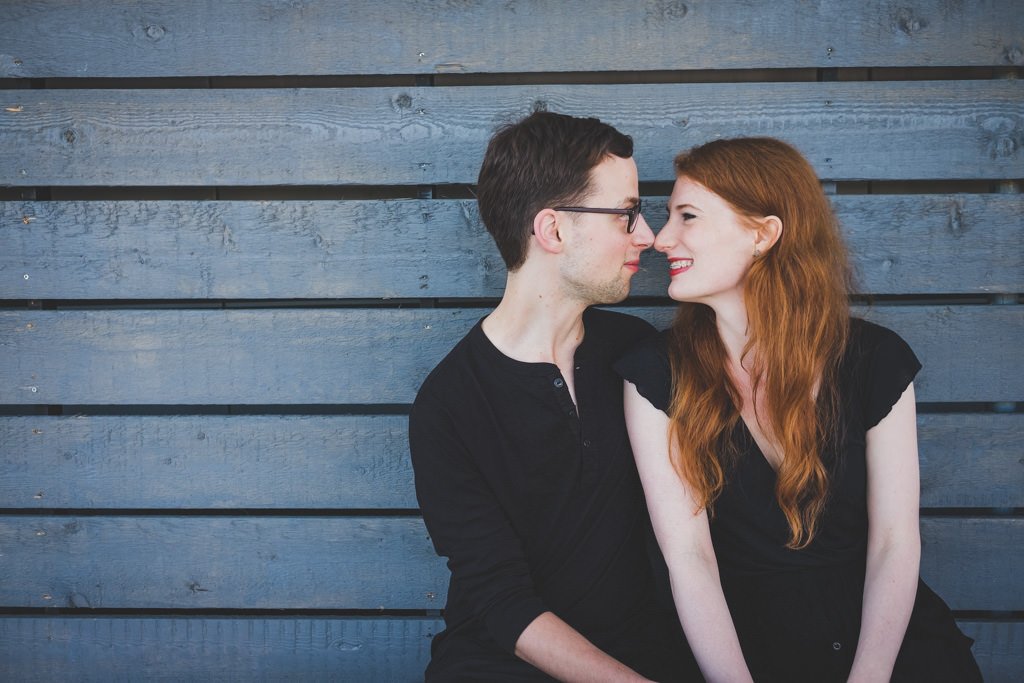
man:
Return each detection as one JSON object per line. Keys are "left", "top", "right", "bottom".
{"left": 409, "top": 112, "right": 698, "bottom": 681}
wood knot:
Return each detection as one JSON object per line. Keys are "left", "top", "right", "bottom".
{"left": 144, "top": 24, "right": 166, "bottom": 41}
{"left": 894, "top": 9, "right": 927, "bottom": 36}
{"left": 62, "top": 128, "right": 77, "bottom": 144}
{"left": 1005, "top": 46, "right": 1024, "bottom": 65}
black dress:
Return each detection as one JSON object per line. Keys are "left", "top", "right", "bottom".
{"left": 614, "top": 318, "right": 981, "bottom": 682}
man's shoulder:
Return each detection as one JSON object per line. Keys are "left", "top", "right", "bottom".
{"left": 583, "top": 307, "right": 657, "bottom": 350}
{"left": 414, "top": 327, "right": 475, "bottom": 402}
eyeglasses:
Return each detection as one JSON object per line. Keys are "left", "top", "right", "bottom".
{"left": 554, "top": 198, "right": 643, "bottom": 234}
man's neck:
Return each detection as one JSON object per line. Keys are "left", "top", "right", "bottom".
{"left": 482, "top": 270, "right": 588, "bottom": 368}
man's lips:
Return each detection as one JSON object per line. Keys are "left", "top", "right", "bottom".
{"left": 667, "top": 258, "right": 694, "bottom": 276}
{"left": 624, "top": 260, "right": 640, "bottom": 273}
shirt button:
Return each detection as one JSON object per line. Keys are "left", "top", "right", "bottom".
{"left": 832, "top": 642, "right": 841, "bottom": 651}
{"left": 567, "top": 408, "right": 576, "bottom": 417}
{"left": 553, "top": 378, "right": 564, "bottom": 388}
{"left": 583, "top": 439, "right": 592, "bottom": 448}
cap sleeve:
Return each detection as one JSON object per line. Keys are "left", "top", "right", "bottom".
{"left": 857, "top": 320, "right": 922, "bottom": 429}
{"left": 613, "top": 330, "right": 673, "bottom": 413}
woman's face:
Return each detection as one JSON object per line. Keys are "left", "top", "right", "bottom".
{"left": 654, "top": 176, "right": 758, "bottom": 305}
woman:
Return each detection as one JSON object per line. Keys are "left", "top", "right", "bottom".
{"left": 615, "top": 137, "right": 981, "bottom": 682}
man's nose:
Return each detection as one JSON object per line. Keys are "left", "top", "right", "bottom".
{"left": 632, "top": 214, "right": 655, "bottom": 248}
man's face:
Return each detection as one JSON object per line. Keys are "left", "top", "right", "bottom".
{"left": 558, "top": 155, "right": 654, "bottom": 305}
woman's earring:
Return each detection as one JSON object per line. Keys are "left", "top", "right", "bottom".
{"left": 753, "top": 247, "right": 762, "bottom": 258}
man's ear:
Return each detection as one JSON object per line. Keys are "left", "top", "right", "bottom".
{"left": 532, "top": 208, "right": 565, "bottom": 255}
{"left": 754, "top": 215, "right": 783, "bottom": 256}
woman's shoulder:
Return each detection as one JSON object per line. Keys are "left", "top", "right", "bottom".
{"left": 846, "top": 317, "right": 919, "bottom": 367}
{"left": 845, "top": 316, "right": 922, "bottom": 429}
{"left": 612, "top": 328, "right": 674, "bottom": 413}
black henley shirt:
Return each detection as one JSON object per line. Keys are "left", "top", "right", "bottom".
{"left": 409, "top": 307, "right": 698, "bottom": 681}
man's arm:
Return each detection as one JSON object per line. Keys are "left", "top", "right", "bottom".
{"left": 410, "top": 388, "right": 648, "bottom": 680}
{"left": 515, "top": 612, "right": 651, "bottom": 683}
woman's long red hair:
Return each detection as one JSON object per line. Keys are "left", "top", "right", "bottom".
{"left": 666, "top": 137, "right": 851, "bottom": 548}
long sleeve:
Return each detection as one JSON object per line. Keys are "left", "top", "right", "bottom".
{"left": 409, "top": 387, "right": 547, "bottom": 653}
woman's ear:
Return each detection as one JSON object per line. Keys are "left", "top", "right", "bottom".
{"left": 532, "top": 208, "right": 565, "bottom": 255}
{"left": 753, "top": 215, "right": 783, "bottom": 257}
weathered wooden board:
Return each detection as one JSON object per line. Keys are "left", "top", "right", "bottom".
{"left": 0, "top": 516, "right": 448, "bottom": 609}
{"left": 3, "top": 194, "right": 1021, "bottom": 299}
{"left": 2, "top": 81, "right": 1021, "bottom": 186}
{"left": 0, "top": 414, "right": 419, "bottom": 509}
{"left": 959, "top": 620, "right": 1024, "bottom": 683}
{"left": 0, "top": 306, "right": 1019, "bottom": 405}
{"left": 1, "top": 0, "right": 1020, "bottom": 77}
{"left": 0, "top": 413, "right": 1019, "bottom": 510}
{"left": 918, "top": 517, "right": 1024, "bottom": 610}
{"left": 918, "top": 414, "right": 1024, "bottom": 509}
{"left": 0, "top": 616, "right": 442, "bottom": 683}
{"left": 0, "top": 515, "right": 1018, "bottom": 610}
{"left": 0, "top": 617, "right": 1017, "bottom": 683}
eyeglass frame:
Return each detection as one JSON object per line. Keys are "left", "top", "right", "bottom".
{"left": 553, "top": 198, "right": 643, "bottom": 234}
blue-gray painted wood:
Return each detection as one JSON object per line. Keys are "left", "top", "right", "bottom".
{"left": 1, "top": 0, "right": 1020, "bottom": 77}
{"left": 0, "top": 616, "right": 442, "bottom": 683}
{"left": 918, "top": 517, "right": 1024, "bottom": 610}
{"left": 0, "top": 415, "right": 417, "bottom": 509}
{"left": 3, "top": 194, "right": 1021, "bottom": 299}
{"left": 0, "top": 306, "right": 1019, "bottom": 405}
{"left": 0, "top": 617, "right": 1016, "bottom": 682}
{"left": 0, "top": 516, "right": 447, "bottom": 609}
{"left": 2, "top": 81, "right": 1021, "bottom": 186}
{"left": 0, "top": 413, "right": 1019, "bottom": 510}
{"left": 959, "top": 620, "right": 1024, "bottom": 683}
{"left": 0, "top": 515, "right": 1017, "bottom": 610}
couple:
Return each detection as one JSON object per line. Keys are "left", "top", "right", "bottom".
{"left": 409, "top": 112, "right": 980, "bottom": 682}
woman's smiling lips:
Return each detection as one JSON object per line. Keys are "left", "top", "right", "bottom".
{"left": 667, "top": 257, "right": 694, "bottom": 276}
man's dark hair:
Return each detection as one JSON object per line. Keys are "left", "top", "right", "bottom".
{"left": 476, "top": 111, "right": 634, "bottom": 271}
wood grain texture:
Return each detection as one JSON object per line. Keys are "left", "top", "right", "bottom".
{"left": 918, "top": 414, "right": 1024, "bottom": 508}
{"left": 0, "top": 515, "right": 1017, "bottom": 610}
{"left": 0, "top": 616, "right": 442, "bottom": 683}
{"left": 3, "top": 194, "right": 1021, "bottom": 299}
{"left": 1, "top": 305, "right": 1019, "bottom": 405}
{"left": 0, "top": 516, "right": 447, "bottom": 609}
{"left": 0, "top": 415, "right": 418, "bottom": 509}
{"left": 1, "top": 0, "right": 1020, "bottom": 77}
{"left": 2, "top": 81, "right": 1021, "bottom": 186}
{"left": 0, "top": 413, "right": 1019, "bottom": 509}
{"left": 959, "top": 620, "right": 1024, "bottom": 683}
{"left": 0, "top": 617, "right": 1016, "bottom": 682}
{"left": 919, "top": 517, "right": 1024, "bottom": 610}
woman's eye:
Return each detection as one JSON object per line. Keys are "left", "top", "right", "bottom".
{"left": 681, "top": 212, "right": 696, "bottom": 221}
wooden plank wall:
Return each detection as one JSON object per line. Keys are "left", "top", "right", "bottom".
{"left": 0, "top": 1, "right": 1021, "bottom": 680}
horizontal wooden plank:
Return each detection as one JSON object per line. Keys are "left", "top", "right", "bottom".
{"left": 0, "top": 515, "right": 1017, "bottom": 610}
{"left": 1, "top": 0, "right": 1020, "bottom": 77}
{"left": 3, "top": 194, "right": 1020, "bottom": 299}
{"left": 0, "top": 413, "right": 1019, "bottom": 509}
{"left": 918, "top": 414, "right": 1024, "bottom": 508}
{"left": 0, "top": 616, "right": 442, "bottom": 683}
{"left": 1, "top": 81, "right": 1020, "bottom": 185}
{"left": 0, "top": 306, "right": 1019, "bottom": 405}
{"left": 0, "top": 414, "right": 418, "bottom": 509}
{"left": 0, "top": 617, "right": 1016, "bottom": 682}
{"left": 0, "top": 516, "right": 447, "bottom": 609}
{"left": 958, "top": 620, "right": 1024, "bottom": 683}
{"left": 919, "top": 517, "right": 1024, "bottom": 610}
